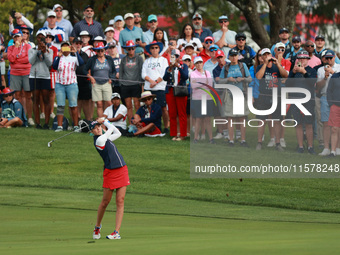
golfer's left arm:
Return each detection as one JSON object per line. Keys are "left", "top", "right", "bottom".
{"left": 103, "top": 119, "right": 121, "bottom": 141}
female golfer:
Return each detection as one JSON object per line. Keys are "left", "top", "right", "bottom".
{"left": 90, "top": 118, "right": 130, "bottom": 240}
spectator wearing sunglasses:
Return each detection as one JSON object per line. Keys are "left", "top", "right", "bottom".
{"left": 198, "top": 36, "right": 215, "bottom": 64}
{"left": 203, "top": 45, "right": 219, "bottom": 74}
{"left": 192, "top": 13, "right": 213, "bottom": 43}
{"left": 133, "top": 13, "right": 147, "bottom": 32}
{"left": 43, "top": 4, "right": 73, "bottom": 41}
{"left": 285, "top": 36, "right": 303, "bottom": 70}
{"left": 270, "top": 28, "right": 291, "bottom": 58}
{"left": 304, "top": 40, "right": 321, "bottom": 68}
{"left": 144, "top": 15, "right": 168, "bottom": 47}
{"left": 316, "top": 50, "right": 340, "bottom": 156}
{"left": 70, "top": 5, "right": 104, "bottom": 43}
{"left": 213, "top": 15, "right": 236, "bottom": 57}
{"left": 274, "top": 42, "right": 291, "bottom": 74}
{"left": 231, "top": 32, "right": 256, "bottom": 69}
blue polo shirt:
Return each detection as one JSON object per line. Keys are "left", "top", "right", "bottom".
{"left": 194, "top": 27, "right": 213, "bottom": 43}
{"left": 119, "top": 26, "right": 144, "bottom": 54}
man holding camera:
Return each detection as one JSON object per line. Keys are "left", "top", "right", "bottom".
{"left": 316, "top": 50, "right": 340, "bottom": 156}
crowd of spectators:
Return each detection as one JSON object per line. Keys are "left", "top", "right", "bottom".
{"left": 1, "top": 4, "right": 340, "bottom": 157}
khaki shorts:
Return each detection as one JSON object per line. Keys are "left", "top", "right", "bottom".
{"left": 92, "top": 82, "right": 112, "bottom": 102}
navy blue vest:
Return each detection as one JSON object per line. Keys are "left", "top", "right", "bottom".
{"left": 93, "top": 136, "right": 126, "bottom": 169}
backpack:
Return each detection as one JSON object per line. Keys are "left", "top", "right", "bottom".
{"left": 52, "top": 116, "right": 69, "bottom": 130}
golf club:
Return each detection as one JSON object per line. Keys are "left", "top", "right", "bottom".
{"left": 47, "top": 120, "right": 90, "bottom": 147}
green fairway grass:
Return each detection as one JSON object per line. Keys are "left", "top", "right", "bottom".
{"left": 1, "top": 128, "right": 340, "bottom": 254}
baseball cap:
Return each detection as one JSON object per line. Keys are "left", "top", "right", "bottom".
{"left": 109, "top": 19, "right": 115, "bottom": 25}
{"left": 114, "top": 15, "right": 123, "bottom": 22}
{"left": 184, "top": 42, "right": 195, "bottom": 49}
{"left": 275, "top": 42, "right": 285, "bottom": 49}
{"left": 192, "top": 13, "right": 202, "bottom": 20}
{"left": 315, "top": 34, "right": 325, "bottom": 41}
{"left": 292, "top": 36, "right": 301, "bottom": 43}
{"left": 218, "top": 15, "right": 228, "bottom": 21}
{"left": 53, "top": 4, "right": 63, "bottom": 11}
{"left": 72, "top": 37, "right": 82, "bottom": 43}
{"left": 194, "top": 56, "right": 203, "bottom": 64}
{"left": 297, "top": 50, "right": 310, "bottom": 59}
{"left": 47, "top": 11, "right": 56, "bottom": 17}
{"left": 324, "top": 49, "right": 335, "bottom": 58}
{"left": 89, "top": 121, "right": 100, "bottom": 131}
{"left": 235, "top": 32, "right": 246, "bottom": 40}
{"left": 124, "top": 13, "right": 134, "bottom": 20}
{"left": 36, "top": 30, "right": 46, "bottom": 37}
{"left": 107, "top": 42, "right": 116, "bottom": 48}
{"left": 216, "top": 50, "right": 225, "bottom": 58}
{"left": 261, "top": 48, "right": 271, "bottom": 56}
{"left": 182, "top": 55, "right": 192, "bottom": 61}
{"left": 83, "top": 5, "right": 94, "bottom": 11}
{"left": 204, "top": 36, "right": 214, "bottom": 43}
{"left": 279, "top": 28, "right": 289, "bottom": 34}
{"left": 11, "top": 29, "right": 22, "bottom": 37}
{"left": 104, "top": 27, "right": 115, "bottom": 33}
{"left": 148, "top": 14, "right": 157, "bottom": 22}
{"left": 111, "top": 93, "right": 121, "bottom": 100}
{"left": 229, "top": 48, "right": 238, "bottom": 56}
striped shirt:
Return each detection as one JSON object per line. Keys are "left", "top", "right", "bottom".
{"left": 56, "top": 54, "right": 79, "bottom": 85}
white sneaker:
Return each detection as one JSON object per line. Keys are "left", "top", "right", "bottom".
{"left": 50, "top": 112, "right": 56, "bottom": 119}
{"left": 213, "top": 133, "right": 224, "bottom": 139}
{"left": 55, "top": 126, "right": 63, "bottom": 132}
{"left": 106, "top": 230, "right": 121, "bottom": 240}
{"left": 40, "top": 112, "right": 45, "bottom": 119}
{"left": 319, "top": 148, "right": 330, "bottom": 156}
{"left": 336, "top": 148, "right": 340, "bottom": 156}
{"left": 74, "top": 126, "right": 81, "bottom": 133}
{"left": 280, "top": 138, "right": 286, "bottom": 148}
{"left": 28, "top": 118, "right": 35, "bottom": 126}
{"left": 200, "top": 134, "right": 206, "bottom": 140}
{"left": 93, "top": 225, "right": 101, "bottom": 240}
{"left": 267, "top": 138, "right": 275, "bottom": 147}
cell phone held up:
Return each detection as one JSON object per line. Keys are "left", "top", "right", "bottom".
{"left": 170, "top": 49, "right": 176, "bottom": 65}
{"left": 11, "top": 10, "right": 16, "bottom": 19}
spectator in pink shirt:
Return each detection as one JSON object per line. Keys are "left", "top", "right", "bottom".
{"left": 305, "top": 40, "right": 321, "bottom": 68}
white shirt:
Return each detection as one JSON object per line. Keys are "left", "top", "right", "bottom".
{"left": 177, "top": 38, "right": 203, "bottom": 52}
{"left": 317, "top": 63, "right": 340, "bottom": 95}
{"left": 103, "top": 104, "right": 128, "bottom": 130}
{"left": 142, "top": 56, "right": 169, "bottom": 91}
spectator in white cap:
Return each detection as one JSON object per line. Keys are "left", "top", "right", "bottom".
{"left": 113, "top": 15, "right": 124, "bottom": 42}
{"left": 144, "top": 14, "right": 169, "bottom": 46}
{"left": 270, "top": 28, "right": 291, "bottom": 58}
{"left": 192, "top": 13, "right": 213, "bottom": 43}
{"left": 190, "top": 56, "right": 215, "bottom": 144}
{"left": 274, "top": 42, "right": 291, "bottom": 73}
{"left": 104, "top": 27, "right": 122, "bottom": 54}
{"left": 79, "top": 31, "right": 94, "bottom": 57}
{"left": 70, "top": 5, "right": 104, "bottom": 42}
{"left": 103, "top": 93, "right": 128, "bottom": 134}
{"left": 38, "top": 11, "right": 66, "bottom": 50}
{"left": 119, "top": 13, "right": 145, "bottom": 56}
{"left": 43, "top": 4, "right": 73, "bottom": 41}
{"left": 109, "top": 19, "right": 115, "bottom": 27}
{"left": 177, "top": 23, "right": 203, "bottom": 53}
{"left": 213, "top": 15, "right": 236, "bottom": 57}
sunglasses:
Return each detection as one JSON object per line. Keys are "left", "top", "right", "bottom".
{"left": 205, "top": 40, "right": 213, "bottom": 44}
{"left": 149, "top": 20, "right": 157, "bottom": 23}
{"left": 55, "top": 10, "right": 62, "bottom": 12}
{"left": 219, "top": 20, "right": 228, "bottom": 23}
{"left": 85, "top": 10, "right": 94, "bottom": 12}
{"left": 325, "top": 57, "right": 333, "bottom": 60}
{"left": 127, "top": 48, "right": 135, "bottom": 51}
{"left": 237, "top": 38, "right": 245, "bottom": 41}
{"left": 3, "top": 94, "right": 11, "bottom": 98}
{"left": 22, "top": 31, "right": 30, "bottom": 35}
{"left": 305, "top": 45, "right": 314, "bottom": 48}
{"left": 134, "top": 15, "right": 140, "bottom": 18}
{"left": 209, "top": 48, "right": 218, "bottom": 52}
{"left": 150, "top": 47, "right": 159, "bottom": 49}
{"left": 277, "top": 48, "right": 285, "bottom": 52}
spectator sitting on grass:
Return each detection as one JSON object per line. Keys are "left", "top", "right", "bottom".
{"left": 103, "top": 93, "right": 127, "bottom": 135}
{"left": 0, "top": 87, "right": 27, "bottom": 128}
{"left": 129, "top": 91, "right": 165, "bottom": 137}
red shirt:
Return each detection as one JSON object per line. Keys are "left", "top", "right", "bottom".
{"left": 198, "top": 49, "right": 211, "bottom": 64}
